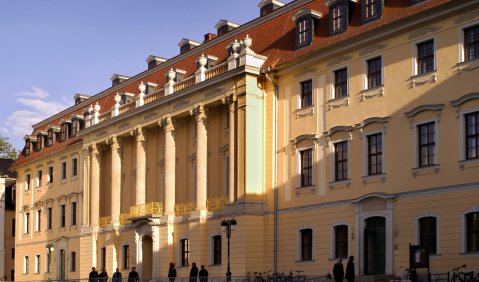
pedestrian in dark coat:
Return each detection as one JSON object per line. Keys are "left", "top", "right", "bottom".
{"left": 89, "top": 267, "right": 99, "bottom": 282}
{"left": 190, "top": 262, "right": 199, "bottom": 282}
{"left": 112, "top": 267, "right": 122, "bottom": 282}
{"left": 99, "top": 268, "right": 108, "bottom": 282}
{"left": 345, "top": 256, "right": 355, "bottom": 282}
{"left": 128, "top": 266, "right": 140, "bottom": 282}
{"left": 168, "top": 262, "right": 177, "bottom": 282}
{"left": 199, "top": 265, "right": 209, "bottom": 282}
{"left": 333, "top": 258, "right": 344, "bottom": 282}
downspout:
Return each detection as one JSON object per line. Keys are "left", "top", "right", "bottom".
{"left": 263, "top": 66, "right": 279, "bottom": 273}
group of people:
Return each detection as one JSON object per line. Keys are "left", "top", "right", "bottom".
{"left": 333, "top": 256, "right": 355, "bottom": 282}
{"left": 89, "top": 266, "right": 139, "bottom": 282}
{"left": 168, "top": 262, "right": 209, "bottom": 282}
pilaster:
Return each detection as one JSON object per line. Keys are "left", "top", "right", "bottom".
{"left": 190, "top": 105, "right": 208, "bottom": 211}
{"left": 134, "top": 127, "right": 147, "bottom": 205}
{"left": 90, "top": 144, "right": 101, "bottom": 227}
{"left": 160, "top": 115, "right": 176, "bottom": 215}
{"left": 107, "top": 136, "right": 121, "bottom": 226}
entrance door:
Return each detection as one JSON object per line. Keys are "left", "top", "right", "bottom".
{"left": 364, "top": 216, "right": 386, "bottom": 275}
{"left": 60, "top": 249, "right": 66, "bottom": 280}
{"left": 142, "top": 236, "right": 153, "bottom": 279}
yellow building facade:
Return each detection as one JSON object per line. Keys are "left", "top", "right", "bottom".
{"left": 12, "top": 0, "right": 479, "bottom": 280}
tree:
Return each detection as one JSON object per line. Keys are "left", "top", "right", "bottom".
{"left": 0, "top": 135, "right": 19, "bottom": 160}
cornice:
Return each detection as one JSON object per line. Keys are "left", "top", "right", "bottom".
{"left": 450, "top": 92, "right": 479, "bottom": 107}
{"left": 404, "top": 104, "right": 444, "bottom": 118}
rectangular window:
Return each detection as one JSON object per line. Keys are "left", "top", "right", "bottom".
{"left": 71, "top": 202, "right": 77, "bottom": 226}
{"left": 334, "top": 141, "right": 348, "bottom": 181}
{"left": 24, "top": 256, "right": 29, "bottom": 274}
{"left": 35, "top": 254, "right": 40, "bottom": 274}
{"left": 212, "top": 235, "right": 222, "bottom": 265}
{"left": 367, "top": 57, "right": 382, "bottom": 89}
{"left": 25, "top": 174, "right": 30, "bottom": 191}
{"left": 122, "top": 245, "right": 130, "bottom": 270}
{"left": 419, "top": 217, "right": 437, "bottom": 254}
{"left": 61, "top": 162, "right": 67, "bottom": 180}
{"left": 368, "top": 133, "right": 383, "bottom": 175}
{"left": 72, "top": 158, "right": 78, "bottom": 176}
{"left": 180, "top": 238, "right": 189, "bottom": 267}
{"left": 418, "top": 122, "right": 435, "bottom": 167}
{"left": 48, "top": 167, "right": 53, "bottom": 183}
{"left": 300, "top": 229, "right": 313, "bottom": 261}
{"left": 47, "top": 207, "right": 52, "bottom": 230}
{"left": 417, "top": 40, "right": 435, "bottom": 74}
{"left": 71, "top": 252, "right": 76, "bottom": 272}
{"left": 60, "top": 205, "right": 66, "bottom": 227}
{"left": 364, "top": 0, "right": 379, "bottom": 19}
{"left": 300, "top": 149, "right": 313, "bottom": 187}
{"left": 12, "top": 218, "right": 15, "bottom": 236}
{"left": 36, "top": 209, "right": 41, "bottom": 232}
{"left": 331, "top": 2, "right": 346, "bottom": 34}
{"left": 101, "top": 247, "right": 106, "bottom": 270}
{"left": 465, "top": 112, "right": 479, "bottom": 160}
{"left": 297, "top": 17, "right": 310, "bottom": 46}
{"left": 60, "top": 123, "right": 68, "bottom": 142}
{"left": 25, "top": 212, "right": 29, "bottom": 234}
{"left": 334, "top": 68, "right": 348, "bottom": 98}
{"left": 467, "top": 212, "right": 479, "bottom": 252}
{"left": 335, "top": 225, "right": 348, "bottom": 259}
{"left": 465, "top": 25, "right": 479, "bottom": 62}
{"left": 300, "top": 80, "right": 313, "bottom": 108}
{"left": 11, "top": 248, "right": 15, "bottom": 259}
{"left": 37, "top": 170, "right": 42, "bottom": 187}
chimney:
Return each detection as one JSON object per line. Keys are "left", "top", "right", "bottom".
{"left": 215, "top": 20, "right": 240, "bottom": 36}
{"left": 110, "top": 74, "right": 130, "bottom": 87}
{"left": 178, "top": 39, "right": 201, "bottom": 55}
{"left": 258, "top": 0, "right": 285, "bottom": 17}
{"left": 204, "top": 33, "right": 217, "bottom": 43}
{"left": 146, "top": 55, "right": 167, "bottom": 70}
{"left": 73, "top": 93, "right": 91, "bottom": 105}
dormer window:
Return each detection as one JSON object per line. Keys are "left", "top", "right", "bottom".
{"left": 119, "top": 92, "right": 135, "bottom": 105}
{"left": 25, "top": 140, "right": 31, "bottom": 156}
{"left": 362, "top": 0, "right": 382, "bottom": 23}
{"left": 47, "top": 130, "right": 54, "bottom": 147}
{"left": 146, "top": 56, "right": 167, "bottom": 70}
{"left": 261, "top": 4, "right": 273, "bottom": 16}
{"left": 330, "top": 1, "right": 347, "bottom": 35}
{"left": 258, "top": 0, "right": 285, "bottom": 17}
{"left": 178, "top": 39, "right": 201, "bottom": 55}
{"left": 35, "top": 134, "right": 43, "bottom": 152}
{"left": 60, "top": 123, "right": 69, "bottom": 142}
{"left": 215, "top": 20, "right": 240, "bottom": 36}
{"left": 110, "top": 74, "right": 130, "bottom": 87}
{"left": 292, "top": 9, "right": 322, "bottom": 50}
{"left": 70, "top": 118, "right": 83, "bottom": 137}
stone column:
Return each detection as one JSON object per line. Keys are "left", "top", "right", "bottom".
{"left": 109, "top": 136, "right": 121, "bottom": 226}
{"left": 135, "top": 127, "right": 147, "bottom": 205}
{"left": 161, "top": 115, "right": 176, "bottom": 215}
{"left": 190, "top": 105, "right": 208, "bottom": 211}
{"left": 152, "top": 225, "right": 160, "bottom": 277}
{"left": 90, "top": 144, "right": 100, "bottom": 227}
{"left": 227, "top": 96, "right": 236, "bottom": 203}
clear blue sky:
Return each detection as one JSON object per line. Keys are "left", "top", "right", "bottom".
{"left": 0, "top": 0, "right": 292, "bottom": 150}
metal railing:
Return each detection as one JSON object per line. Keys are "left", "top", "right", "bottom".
{"left": 99, "top": 216, "right": 111, "bottom": 227}
{"left": 174, "top": 202, "right": 196, "bottom": 216}
{"left": 129, "top": 202, "right": 163, "bottom": 218}
{"left": 206, "top": 198, "right": 228, "bottom": 212}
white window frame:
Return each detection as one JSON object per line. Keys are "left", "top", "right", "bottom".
{"left": 177, "top": 237, "right": 189, "bottom": 267}
{"left": 37, "top": 170, "right": 42, "bottom": 187}
{"left": 415, "top": 213, "right": 440, "bottom": 255}
{"left": 461, "top": 207, "right": 479, "bottom": 254}
{"left": 297, "top": 146, "right": 315, "bottom": 188}
{"left": 459, "top": 107, "right": 479, "bottom": 161}
{"left": 362, "top": 130, "right": 385, "bottom": 177}
{"left": 362, "top": 54, "right": 384, "bottom": 90}
{"left": 24, "top": 212, "right": 30, "bottom": 234}
{"left": 329, "top": 138, "right": 350, "bottom": 182}
{"left": 412, "top": 119, "right": 439, "bottom": 169}
{"left": 458, "top": 20, "right": 479, "bottom": 63}
{"left": 330, "top": 222, "right": 350, "bottom": 260}
{"left": 71, "top": 158, "right": 78, "bottom": 177}
{"left": 209, "top": 233, "right": 222, "bottom": 265}
{"left": 47, "top": 166, "right": 53, "bottom": 184}
{"left": 296, "top": 226, "right": 315, "bottom": 261}
{"left": 329, "top": 65, "right": 349, "bottom": 100}
{"left": 24, "top": 256, "right": 29, "bottom": 274}
{"left": 35, "top": 254, "right": 40, "bottom": 274}
{"left": 296, "top": 75, "right": 315, "bottom": 110}
{"left": 25, "top": 174, "right": 31, "bottom": 191}
{"left": 411, "top": 36, "right": 437, "bottom": 76}
{"left": 61, "top": 161, "right": 67, "bottom": 180}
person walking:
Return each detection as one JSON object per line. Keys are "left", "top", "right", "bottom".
{"left": 89, "top": 267, "right": 99, "bottom": 282}
{"left": 112, "top": 267, "right": 122, "bottom": 282}
{"left": 190, "top": 262, "right": 199, "bottom": 282}
{"left": 345, "top": 256, "right": 355, "bottom": 282}
{"left": 99, "top": 268, "right": 108, "bottom": 282}
{"left": 128, "top": 266, "right": 140, "bottom": 282}
{"left": 199, "top": 265, "right": 209, "bottom": 282}
{"left": 333, "top": 258, "right": 344, "bottom": 282}
{"left": 168, "top": 262, "right": 177, "bottom": 282}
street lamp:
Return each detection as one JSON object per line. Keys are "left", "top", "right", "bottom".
{"left": 45, "top": 243, "right": 54, "bottom": 281}
{"left": 221, "top": 218, "right": 237, "bottom": 282}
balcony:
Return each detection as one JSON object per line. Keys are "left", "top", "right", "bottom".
{"left": 99, "top": 216, "right": 111, "bottom": 228}
{"left": 206, "top": 197, "right": 228, "bottom": 212}
{"left": 174, "top": 202, "right": 196, "bottom": 216}
{"left": 129, "top": 202, "right": 163, "bottom": 219}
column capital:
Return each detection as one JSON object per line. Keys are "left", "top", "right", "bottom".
{"left": 222, "top": 94, "right": 237, "bottom": 112}
{"left": 131, "top": 126, "right": 146, "bottom": 142}
{"left": 106, "top": 136, "right": 120, "bottom": 150}
{"left": 89, "top": 143, "right": 100, "bottom": 156}
{"left": 159, "top": 115, "right": 175, "bottom": 132}
{"left": 189, "top": 104, "right": 208, "bottom": 122}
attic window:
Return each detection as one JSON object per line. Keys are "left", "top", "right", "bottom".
{"left": 330, "top": 1, "right": 348, "bottom": 35}
{"left": 35, "top": 134, "right": 43, "bottom": 151}
{"left": 218, "top": 25, "right": 229, "bottom": 36}
{"left": 258, "top": 0, "right": 285, "bottom": 17}
{"left": 47, "top": 130, "right": 54, "bottom": 147}
{"left": 215, "top": 20, "right": 240, "bottom": 36}
{"left": 60, "top": 123, "right": 69, "bottom": 142}
{"left": 25, "top": 140, "right": 31, "bottom": 156}
{"left": 292, "top": 9, "right": 322, "bottom": 50}
{"left": 71, "top": 119, "right": 83, "bottom": 137}
{"left": 178, "top": 39, "right": 201, "bottom": 55}
{"left": 362, "top": 0, "right": 382, "bottom": 23}
{"left": 261, "top": 3, "right": 274, "bottom": 16}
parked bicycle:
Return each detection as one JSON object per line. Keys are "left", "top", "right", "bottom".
{"left": 450, "top": 265, "right": 474, "bottom": 282}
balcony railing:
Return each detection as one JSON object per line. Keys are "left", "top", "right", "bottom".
{"left": 205, "top": 62, "right": 228, "bottom": 80}
{"left": 207, "top": 197, "right": 228, "bottom": 212}
{"left": 119, "top": 101, "right": 135, "bottom": 114}
{"left": 99, "top": 216, "right": 111, "bottom": 228}
{"left": 174, "top": 76, "right": 195, "bottom": 92}
{"left": 144, "top": 88, "right": 165, "bottom": 105}
{"left": 119, "top": 213, "right": 131, "bottom": 225}
{"left": 174, "top": 202, "right": 196, "bottom": 216}
{"left": 129, "top": 202, "right": 163, "bottom": 218}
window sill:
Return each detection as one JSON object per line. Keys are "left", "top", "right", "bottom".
{"left": 24, "top": 190, "right": 31, "bottom": 195}
{"left": 35, "top": 231, "right": 42, "bottom": 236}
{"left": 456, "top": 59, "right": 479, "bottom": 75}
{"left": 295, "top": 185, "right": 315, "bottom": 195}
{"left": 460, "top": 251, "right": 479, "bottom": 256}
{"left": 59, "top": 227, "right": 66, "bottom": 232}
{"left": 47, "top": 183, "right": 53, "bottom": 189}
{"left": 295, "top": 259, "right": 315, "bottom": 263}
{"left": 410, "top": 70, "right": 437, "bottom": 88}
{"left": 293, "top": 106, "right": 314, "bottom": 119}
{"left": 412, "top": 164, "right": 439, "bottom": 178}
{"left": 459, "top": 158, "right": 479, "bottom": 171}
{"left": 60, "top": 179, "right": 67, "bottom": 185}
{"left": 360, "top": 86, "right": 384, "bottom": 101}
{"left": 362, "top": 173, "right": 386, "bottom": 184}
{"left": 71, "top": 175, "right": 78, "bottom": 181}
{"left": 326, "top": 96, "right": 349, "bottom": 111}
{"left": 70, "top": 225, "right": 78, "bottom": 231}
{"left": 329, "top": 179, "right": 351, "bottom": 190}
{"left": 45, "top": 229, "right": 53, "bottom": 235}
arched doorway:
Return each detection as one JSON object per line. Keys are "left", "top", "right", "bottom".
{"left": 142, "top": 235, "right": 153, "bottom": 279}
{"left": 364, "top": 216, "right": 386, "bottom": 275}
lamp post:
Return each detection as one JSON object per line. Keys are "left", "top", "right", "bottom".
{"left": 221, "top": 218, "right": 237, "bottom": 282}
{"left": 45, "top": 243, "right": 54, "bottom": 282}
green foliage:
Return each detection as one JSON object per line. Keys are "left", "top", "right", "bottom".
{"left": 0, "top": 135, "right": 19, "bottom": 160}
